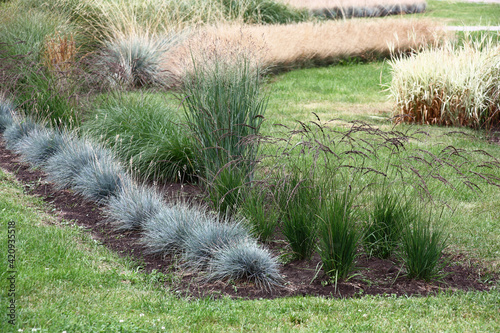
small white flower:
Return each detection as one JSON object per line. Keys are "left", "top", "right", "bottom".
{"left": 63, "top": 331, "right": 67, "bottom": 333}
{"left": 139, "top": 313, "right": 144, "bottom": 317}
{"left": 119, "top": 319, "right": 124, "bottom": 323}
{"left": 162, "top": 327, "right": 165, "bottom": 330}
{"left": 18, "top": 330, "right": 23, "bottom": 332}
{"left": 363, "top": 314, "right": 368, "bottom": 318}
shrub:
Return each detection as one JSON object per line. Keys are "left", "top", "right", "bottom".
{"left": 207, "top": 239, "right": 282, "bottom": 289}
{"left": 72, "top": 156, "right": 130, "bottom": 204}
{"left": 141, "top": 204, "right": 208, "bottom": 256}
{"left": 317, "top": 191, "right": 360, "bottom": 279}
{"left": 14, "top": 127, "right": 67, "bottom": 167}
{"left": 180, "top": 50, "right": 267, "bottom": 212}
{"left": 106, "top": 183, "right": 166, "bottom": 231}
{"left": 182, "top": 218, "right": 251, "bottom": 268}
{"left": 44, "top": 137, "right": 114, "bottom": 190}
{"left": 364, "top": 190, "right": 410, "bottom": 259}
{"left": 401, "top": 212, "right": 448, "bottom": 281}
{"left": 83, "top": 93, "right": 195, "bottom": 183}
{"left": 389, "top": 35, "right": 500, "bottom": 129}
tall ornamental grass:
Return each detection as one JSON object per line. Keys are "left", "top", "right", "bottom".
{"left": 180, "top": 49, "right": 268, "bottom": 212}
{"left": 389, "top": 36, "right": 500, "bottom": 129}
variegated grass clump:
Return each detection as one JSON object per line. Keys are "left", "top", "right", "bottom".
{"left": 388, "top": 35, "right": 500, "bottom": 129}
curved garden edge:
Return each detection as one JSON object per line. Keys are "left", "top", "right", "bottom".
{"left": 1, "top": 138, "right": 497, "bottom": 300}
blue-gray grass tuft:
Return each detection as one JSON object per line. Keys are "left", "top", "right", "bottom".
{"left": 207, "top": 239, "right": 282, "bottom": 290}
{"left": 0, "top": 99, "right": 15, "bottom": 133}
{"left": 141, "top": 204, "right": 208, "bottom": 255}
{"left": 3, "top": 118, "right": 39, "bottom": 150}
{"left": 14, "top": 127, "right": 67, "bottom": 167}
{"left": 106, "top": 183, "right": 166, "bottom": 231}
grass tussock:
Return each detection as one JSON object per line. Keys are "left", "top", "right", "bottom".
{"left": 167, "top": 18, "right": 445, "bottom": 75}
{"left": 14, "top": 127, "right": 67, "bottom": 167}
{"left": 389, "top": 35, "right": 500, "bottom": 129}
{"left": 280, "top": 0, "right": 427, "bottom": 18}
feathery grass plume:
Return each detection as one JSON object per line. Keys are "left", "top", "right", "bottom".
{"left": 14, "top": 127, "right": 67, "bottom": 167}
{"left": 0, "top": 97, "right": 15, "bottom": 133}
{"left": 3, "top": 118, "right": 39, "bottom": 150}
{"left": 180, "top": 39, "right": 267, "bottom": 212}
{"left": 279, "top": 0, "right": 426, "bottom": 18}
{"left": 182, "top": 218, "right": 251, "bottom": 268}
{"left": 141, "top": 203, "right": 208, "bottom": 256}
{"left": 106, "top": 183, "right": 166, "bottom": 231}
{"left": 44, "top": 137, "right": 115, "bottom": 190}
{"left": 207, "top": 239, "right": 282, "bottom": 289}
{"left": 82, "top": 92, "right": 195, "bottom": 183}
{"left": 364, "top": 190, "right": 411, "bottom": 259}
{"left": 401, "top": 211, "right": 448, "bottom": 281}
{"left": 389, "top": 34, "right": 500, "bottom": 129}
{"left": 317, "top": 190, "right": 361, "bottom": 279}
{"left": 166, "top": 18, "right": 444, "bottom": 75}
{"left": 72, "top": 155, "right": 130, "bottom": 204}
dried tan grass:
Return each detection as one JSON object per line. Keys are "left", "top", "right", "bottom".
{"left": 280, "top": 0, "right": 426, "bottom": 10}
{"left": 163, "top": 18, "right": 446, "bottom": 78}
{"left": 43, "top": 32, "right": 77, "bottom": 71}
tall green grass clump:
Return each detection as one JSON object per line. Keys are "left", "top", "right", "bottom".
{"left": 401, "top": 211, "right": 448, "bottom": 281}
{"left": 180, "top": 50, "right": 268, "bottom": 213}
{"left": 83, "top": 93, "right": 195, "bottom": 182}
{"left": 221, "top": 0, "right": 309, "bottom": 24}
{"left": 389, "top": 35, "right": 500, "bottom": 129}
{"left": 240, "top": 185, "right": 279, "bottom": 242}
{"left": 317, "top": 190, "right": 360, "bottom": 279}
{"left": 364, "top": 190, "right": 411, "bottom": 259}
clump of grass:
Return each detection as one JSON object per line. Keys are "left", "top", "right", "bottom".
{"left": 44, "top": 138, "right": 115, "bottom": 190}
{"left": 106, "top": 183, "right": 166, "bottom": 231}
{"left": 83, "top": 92, "right": 195, "bottom": 183}
{"left": 401, "top": 212, "right": 448, "bottom": 281}
{"left": 207, "top": 239, "right": 282, "bottom": 289}
{"left": 182, "top": 218, "right": 251, "bottom": 268}
{"left": 141, "top": 204, "right": 208, "bottom": 256}
{"left": 317, "top": 191, "right": 361, "bottom": 279}
{"left": 364, "top": 190, "right": 410, "bottom": 259}
{"left": 180, "top": 47, "right": 267, "bottom": 212}
{"left": 3, "top": 118, "right": 39, "bottom": 150}
{"left": 278, "top": 177, "right": 320, "bottom": 260}
{"left": 72, "top": 156, "right": 130, "bottom": 204}
{"left": 0, "top": 98, "right": 15, "bottom": 133}
{"left": 222, "top": 0, "right": 309, "bottom": 24}
{"left": 389, "top": 35, "right": 500, "bottom": 129}
{"left": 14, "top": 127, "right": 67, "bottom": 167}
{"left": 240, "top": 185, "right": 279, "bottom": 242}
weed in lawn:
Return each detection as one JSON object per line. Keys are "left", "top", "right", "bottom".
{"left": 207, "top": 238, "right": 283, "bottom": 289}
{"left": 106, "top": 183, "right": 166, "bottom": 231}
{"left": 317, "top": 190, "right": 361, "bottom": 279}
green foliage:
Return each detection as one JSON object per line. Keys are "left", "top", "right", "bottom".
{"left": 180, "top": 52, "right": 267, "bottom": 212}
{"left": 317, "top": 191, "right": 360, "bottom": 279}
{"left": 221, "top": 0, "right": 309, "bottom": 24}
{"left": 364, "top": 191, "right": 411, "bottom": 259}
{"left": 240, "top": 185, "right": 279, "bottom": 242}
{"left": 402, "top": 212, "right": 448, "bottom": 281}
{"left": 83, "top": 93, "right": 195, "bottom": 183}
{"left": 207, "top": 239, "right": 282, "bottom": 289}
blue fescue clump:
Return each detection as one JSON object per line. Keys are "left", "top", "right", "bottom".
{"left": 141, "top": 204, "right": 207, "bottom": 255}
{"left": 182, "top": 218, "right": 251, "bottom": 268}
{"left": 106, "top": 183, "right": 166, "bottom": 231}
{"left": 3, "top": 118, "right": 39, "bottom": 150}
{"left": 207, "top": 239, "right": 282, "bottom": 289}
{"left": 14, "top": 127, "right": 67, "bottom": 167}
{"left": 72, "top": 156, "right": 130, "bottom": 204}
{"left": 0, "top": 99, "right": 15, "bottom": 133}
{"left": 44, "top": 138, "right": 115, "bottom": 190}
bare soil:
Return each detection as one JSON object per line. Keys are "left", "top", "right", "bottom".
{"left": 0, "top": 139, "right": 497, "bottom": 300}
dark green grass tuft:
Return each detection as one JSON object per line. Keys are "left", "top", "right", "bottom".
{"left": 317, "top": 191, "right": 361, "bottom": 279}
{"left": 106, "top": 183, "right": 166, "bottom": 231}
{"left": 207, "top": 239, "right": 283, "bottom": 289}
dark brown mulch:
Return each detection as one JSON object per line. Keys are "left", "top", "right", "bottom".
{"left": 0, "top": 139, "right": 497, "bottom": 300}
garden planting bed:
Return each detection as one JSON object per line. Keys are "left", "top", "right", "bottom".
{"left": 1, "top": 138, "right": 497, "bottom": 300}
